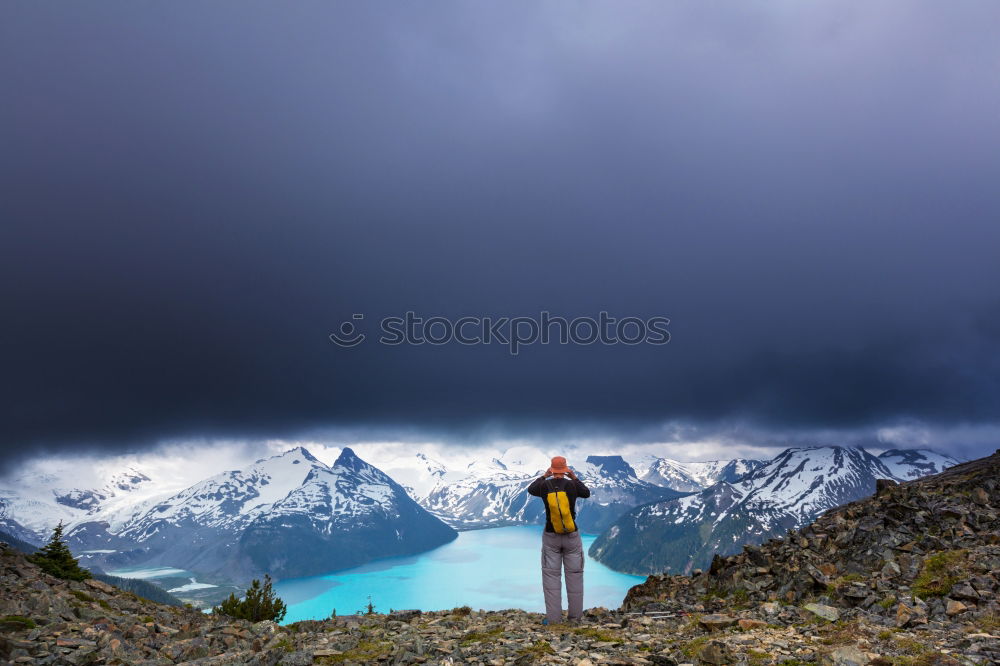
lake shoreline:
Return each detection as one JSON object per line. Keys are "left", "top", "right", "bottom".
{"left": 106, "top": 525, "right": 645, "bottom": 616}
{"left": 273, "top": 525, "right": 645, "bottom": 623}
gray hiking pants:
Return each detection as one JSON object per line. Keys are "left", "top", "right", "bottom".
{"left": 541, "top": 530, "right": 584, "bottom": 624}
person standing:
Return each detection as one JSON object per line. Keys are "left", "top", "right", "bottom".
{"left": 527, "top": 456, "right": 591, "bottom": 625}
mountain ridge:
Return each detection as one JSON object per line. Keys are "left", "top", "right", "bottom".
{"left": 590, "top": 445, "right": 960, "bottom": 574}
{"left": 62, "top": 447, "right": 456, "bottom": 582}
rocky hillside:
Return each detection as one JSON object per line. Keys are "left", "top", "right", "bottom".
{"left": 620, "top": 449, "right": 1000, "bottom": 664}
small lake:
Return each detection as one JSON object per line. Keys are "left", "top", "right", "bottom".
{"left": 104, "top": 565, "right": 242, "bottom": 606}
{"left": 275, "top": 526, "right": 645, "bottom": 624}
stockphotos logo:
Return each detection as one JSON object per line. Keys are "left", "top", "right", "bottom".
{"left": 329, "top": 311, "right": 670, "bottom": 356}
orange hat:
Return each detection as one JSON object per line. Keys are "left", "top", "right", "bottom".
{"left": 549, "top": 456, "right": 569, "bottom": 475}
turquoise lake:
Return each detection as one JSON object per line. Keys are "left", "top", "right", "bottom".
{"left": 274, "top": 526, "right": 645, "bottom": 623}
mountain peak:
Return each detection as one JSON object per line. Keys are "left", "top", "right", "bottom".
{"left": 877, "top": 448, "right": 960, "bottom": 480}
{"left": 288, "top": 446, "right": 320, "bottom": 463}
{"left": 584, "top": 455, "right": 638, "bottom": 480}
{"left": 776, "top": 444, "right": 849, "bottom": 456}
{"left": 334, "top": 447, "right": 368, "bottom": 471}
{"left": 879, "top": 447, "right": 944, "bottom": 459}
{"left": 254, "top": 446, "right": 323, "bottom": 467}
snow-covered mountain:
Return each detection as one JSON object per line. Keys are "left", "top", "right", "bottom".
{"left": 115, "top": 447, "right": 328, "bottom": 539}
{"left": 53, "top": 468, "right": 152, "bottom": 511}
{"left": 877, "top": 448, "right": 959, "bottom": 480}
{"left": 637, "top": 457, "right": 763, "bottom": 492}
{"left": 416, "top": 454, "right": 684, "bottom": 533}
{"left": 573, "top": 456, "right": 687, "bottom": 532}
{"left": 66, "top": 447, "right": 456, "bottom": 580}
{"left": 590, "top": 446, "right": 948, "bottom": 575}
{"left": 386, "top": 452, "right": 449, "bottom": 499}
{"left": 5, "top": 442, "right": 960, "bottom": 582}
{"left": 238, "top": 448, "right": 456, "bottom": 578}
{"left": 0, "top": 510, "right": 39, "bottom": 547}
{"left": 0, "top": 446, "right": 740, "bottom": 542}
{"left": 631, "top": 456, "right": 701, "bottom": 492}
{"left": 0, "top": 466, "right": 162, "bottom": 544}
{"left": 681, "top": 459, "right": 764, "bottom": 487}
{"left": 420, "top": 458, "right": 542, "bottom": 529}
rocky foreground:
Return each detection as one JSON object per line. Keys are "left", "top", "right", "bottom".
{"left": 2, "top": 451, "right": 1000, "bottom": 665}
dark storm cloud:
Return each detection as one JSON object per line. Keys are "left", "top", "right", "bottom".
{"left": 3, "top": 1, "right": 1000, "bottom": 468}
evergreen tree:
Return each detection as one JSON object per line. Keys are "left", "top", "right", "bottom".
{"left": 28, "top": 521, "right": 91, "bottom": 581}
{"left": 212, "top": 574, "right": 287, "bottom": 623}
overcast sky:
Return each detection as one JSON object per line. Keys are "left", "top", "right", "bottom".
{"left": 2, "top": 1, "right": 1000, "bottom": 472}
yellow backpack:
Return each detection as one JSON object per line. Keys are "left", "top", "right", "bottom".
{"left": 545, "top": 480, "right": 577, "bottom": 533}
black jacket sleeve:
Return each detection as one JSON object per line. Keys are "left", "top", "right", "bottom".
{"left": 573, "top": 478, "right": 591, "bottom": 498}
{"left": 527, "top": 476, "right": 548, "bottom": 497}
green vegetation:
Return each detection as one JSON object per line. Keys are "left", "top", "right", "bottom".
{"left": 681, "top": 635, "right": 710, "bottom": 659}
{"left": 912, "top": 550, "right": 967, "bottom": 598}
{"left": 568, "top": 626, "right": 623, "bottom": 643}
{"left": 701, "top": 583, "right": 749, "bottom": 605}
{"left": 975, "top": 613, "right": 1000, "bottom": 632}
{"left": 450, "top": 605, "right": 472, "bottom": 616}
{"left": 212, "top": 574, "right": 287, "bottom": 623}
{"left": 516, "top": 640, "right": 555, "bottom": 660}
{"left": 0, "top": 615, "right": 37, "bottom": 631}
{"left": 885, "top": 655, "right": 950, "bottom": 666}
{"left": 460, "top": 626, "right": 504, "bottom": 646}
{"left": 285, "top": 621, "right": 310, "bottom": 634}
{"left": 827, "top": 573, "right": 865, "bottom": 595}
{"left": 362, "top": 595, "right": 376, "bottom": 615}
{"left": 68, "top": 588, "right": 112, "bottom": 610}
{"left": 817, "top": 620, "right": 864, "bottom": 645}
{"left": 28, "top": 522, "right": 91, "bottom": 581}
{"left": 317, "top": 640, "right": 392, "bottom": 663}
{"left": 893, "top": 635, "right": 930, "bottom": 656}
{"left": 747, "top": 650, "right": 771, "bottom": 666}
{"left": 683, "top": 612, "right": 703, "bottom": 631}
{"left": 701, "top": 585, "right": 725, "bottom": 601}
{"left": 878, "top": 596, "right": 897, "bottom": 610}
{"left": 273, "top": 637, "right": 295, "bottom": 652}
{"left": 871, "top": 637, "right": 955, "bottom": 666}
